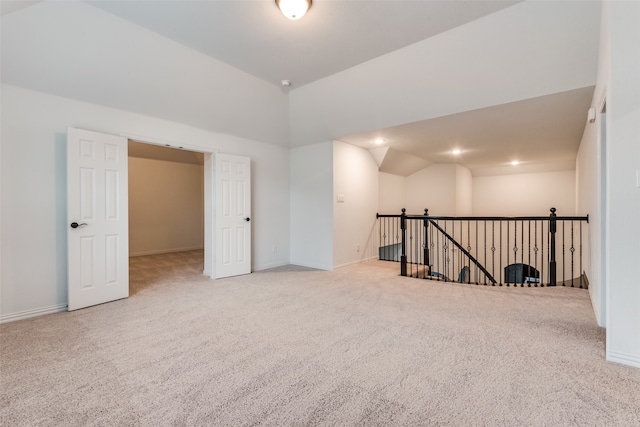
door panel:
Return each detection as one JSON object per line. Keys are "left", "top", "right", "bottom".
{"left": 67, "top": 128, "right": 129, "bottom": 310}
{"left": 215, "top": 154, "right": 251, "bottom": 278}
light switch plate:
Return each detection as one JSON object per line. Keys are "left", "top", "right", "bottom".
{"left": 337, "top": 194, "right": 345, "bottom": 203}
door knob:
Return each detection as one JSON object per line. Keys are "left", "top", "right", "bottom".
{"left": 70, "top": 222, "right": 88, "bottom": 229}
{"left": 244, "top": 217, "right": 251, "bottom": 222}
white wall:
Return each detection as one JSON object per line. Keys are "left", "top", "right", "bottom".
{"left": 289, "top": 142, "right": 333, "bottom": 270}
{"left": 405, "top": 164, "right": 458, "bottom": 215}
{"left": 605, "top": 0, "right": 640, "bottom": 368}
{"left": 289, "top": 1, "right": 600, "bottom": 145}
{"left": 0, "top": 84, "right": 290, "bottom": 322}
{"left": 129, "top": 157, "right": 204, "bottom": 256}
{"left": 379, "top": 172, "right": 406, "bottom": 214}
{"left": 333, "top": 141, "right": 379, "bottom": 268}
{"left": 473, "top": 171, "right": 576, "bottom": 217}
{"left": 576, "top": 0, "right": 640, "bottom": 367}
{"left": 576, "top": 106, "right": 604, "bottom": 326}
{"left": 1, "top": 1, "right": 289, "bottom": 146}
{"left": 455, "top": 165, "right": 473, "bottom": 216}
{"left": 575, "top": 0, "right": 612, "bottom": 330}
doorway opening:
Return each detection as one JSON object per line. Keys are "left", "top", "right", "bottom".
{"left": 127, "top": 141, "right": 205, "bottom": 295}
{"left": 67, "top": 128, "right": 252, "bottom": 311}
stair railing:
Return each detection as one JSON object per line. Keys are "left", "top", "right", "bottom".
{"left": 377, "top": 208, "right": 589, "bottom": 288}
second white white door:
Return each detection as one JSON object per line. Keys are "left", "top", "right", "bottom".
{"left": 215, "top": 154, "right": 251, "bottom": 278}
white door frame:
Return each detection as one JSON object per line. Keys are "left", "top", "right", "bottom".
{"left": 123, "top": 134, "right": 233, "bottom": 279}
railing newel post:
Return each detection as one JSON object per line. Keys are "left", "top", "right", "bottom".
{"left": 549, "top": 207, "right": 557, "bottom": 287}
{"left": 401, "top": 208, "right": 407, "bottom": 277}
{"left": 423, "top": 209, "right": 430, "bottom": 275}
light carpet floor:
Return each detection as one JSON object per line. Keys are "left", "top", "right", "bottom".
{"left": 1, "top": 250, "right": 639, "bottom": 426}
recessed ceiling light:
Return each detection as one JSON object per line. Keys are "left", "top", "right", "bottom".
{"left": 452, "top": 149, "right": 462, "bottom": 155}
{"left": 511, "top": 160, "right": 520, "bottom": 166}
{"left": 374, "top": 138, "right": 385, "bottom": 145}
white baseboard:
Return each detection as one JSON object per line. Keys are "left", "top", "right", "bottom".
{"left": 130, "top": 246, "right": 204, "bottom": 257}
{"left": 290, "top": 261, "right": 333, "bottom": 271}
{"left": 253, "top": 261, "right": 291, "bottom": 271}
{"left": 607, "top": 351, "right": 640, "bottom": 369}
{"left": 0, "top": 303, "right": 67, "bottom": 324}
{"left": 334, "top": 256, "right": 379, "bottom": 270}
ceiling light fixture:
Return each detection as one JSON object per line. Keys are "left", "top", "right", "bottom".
{"left": 374, "top": 138, "right": 385, "bottom": 145}
{"left": 452, "top": 149, "right": 462, "bottom": 155}
{"left": 511, "top": 160, "right": 520, "bottom": 166}
{"left": 275, "top": 0, "right": 311, "bottom": 20}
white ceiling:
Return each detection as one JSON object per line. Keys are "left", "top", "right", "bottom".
{"left": 1, "top": 0, "right": 599, "bottom": 176}
{"left": 0, "top": 0, "right": 42, "bottom": 16}
{"left": 87, "top": 0, "right": 519, "bottom": 88}
{"left": 340, "top": 86, "right": 595, "bottom": 176}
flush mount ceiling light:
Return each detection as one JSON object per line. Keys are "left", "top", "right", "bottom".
{"left": 452, "top": 149, "right": 462, "bottom": 155}
{"left": 511, "top": 160, "right": 520, "bottom": 166}
{"left": 275, "top": 0, "right": 311, "bottom": 20}
{"left": 374, "top": 138, "right": 385, "bottom": 145}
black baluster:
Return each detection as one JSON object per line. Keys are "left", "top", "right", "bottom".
{"left": 475, "top": 220, "right": 479, "bottom": 285}
{"left": 468, "top": 220, "right": 472, "bottom": 284}
{"left": 388, "top": 217, "right": 391, "bottom": 260}
{"left": 520, "top": 220, "right": 524, "bottom": 287}
{"left": 397, "top": 216, "right": 401, "bottom": 262}
{"left": 386, "top": 216, "right": 389, "bottom": 260}
{"left": 580, "top": 220, "right": 584, "bottom": 289}
{"left": 416, "top": 219, "right": 419, "bottom": 278}
{"left": 430, "top": 219, "right": 435, "bottom": 280}
{"left": 436, "top": 220, "right": 440, "bottom": 281}
{"left": 533, "top": 221, "right": 542, "bottom": 287}
{"left": 468, "top": 220, "right": 477, "bottom": 284}
{"left": 562, "top": 220, "right": 566, "bottom": 286}
{"left": 540, "top": 221, "right": 549, "bottom": 287}
{"left": 527, "top": 220, "right": 532, "bottom": 287}
{"left": 506, "top": 221, "right": 510, "bottom": 287}
{"left": 408, "top": 219, "right": 412, "bottom": 276}
{"left": 499, "top": 221, "right": 503, "bottom": 286}
{"left": 483, "top": 221, "right": 487, "bottom": 285}
{"left": 387, "top": 216, "right": 390, "bottom": 260}
{"left": 443, "top": 220, "right": 448, "bottom": 282}
{"left": 514, "top": 221, "right": 521, "bottom": 287}
{"left": 570, "top": 221, "right": 575, "bottom": 287}
{"left": 491, "top": 221, "right": 496, "bottom": 286}
{"left": 389, "top": 217, "right": 392, "bottom": 261}
{"left": 411, "top": 220, "right": 420, "bottom": 277}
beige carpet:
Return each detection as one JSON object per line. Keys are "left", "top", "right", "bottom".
{"left": 1, "top": 250, "right": 639, "bottom": 426}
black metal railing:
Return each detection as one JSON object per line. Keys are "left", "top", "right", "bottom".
{"left": 376, "top": 208, "right": 589, "bottom": 288}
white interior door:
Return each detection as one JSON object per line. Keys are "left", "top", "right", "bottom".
{"left": 215, "top": 154, "right": 251, "bottom": 278}
{"left": 67, "top": 128, "right": 129, "bottom": 310}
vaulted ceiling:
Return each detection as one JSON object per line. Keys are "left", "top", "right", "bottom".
{"left": 1, "top": 1, "right": 601, "bottom": 176}
{"left": 87, "top": 0, "right": 519, "bottom": 88}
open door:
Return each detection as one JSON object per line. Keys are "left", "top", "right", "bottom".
{"left": 67, "top": 128, "right": 129, "bottom": 310}
{"left": 215, "top": 154, "right": 251, "bottom": 278}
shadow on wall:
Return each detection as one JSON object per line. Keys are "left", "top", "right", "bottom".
{"left": 55, "top": 132, "right": 68, "bottom": 305}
